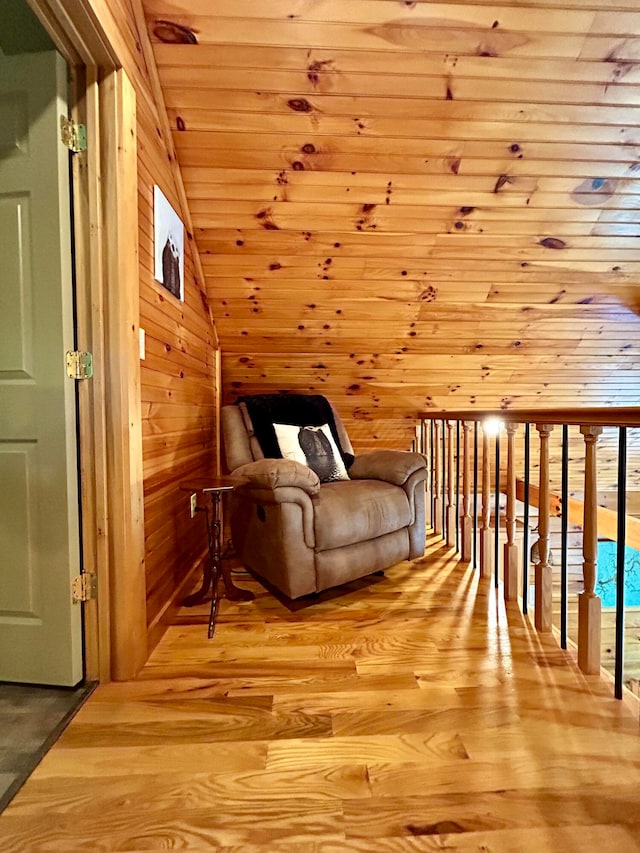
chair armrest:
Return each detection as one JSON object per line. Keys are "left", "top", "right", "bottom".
{"left": 230, "top": 458, "right": 320, "bottom": 496}
{"left": 349, "top": 450, "right": 426, "bottom": 486}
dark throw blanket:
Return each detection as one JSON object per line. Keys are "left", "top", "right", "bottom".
{"left": 237, "top": 393, "right": 354, "bottom": 467}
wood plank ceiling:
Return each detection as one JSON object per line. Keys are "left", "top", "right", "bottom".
{"left": 142, "top": 0, "right": 640, "bottom": 450}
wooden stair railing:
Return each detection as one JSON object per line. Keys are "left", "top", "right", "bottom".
{"left": 416, "top": 407, "right": 640, "bottom": 701}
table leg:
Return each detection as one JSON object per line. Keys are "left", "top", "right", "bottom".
{"left": 220, "top": 562, "right": 254, "bottom": 602}
{"left": 183, "top": 490, "right": 254, "bottom": 634}
{"left": 207, "top": 490, "right": 223, "bottom": 638}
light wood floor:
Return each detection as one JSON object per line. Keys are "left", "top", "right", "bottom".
{"left": 2, "top": 535, "right": 640, "bottom": 851}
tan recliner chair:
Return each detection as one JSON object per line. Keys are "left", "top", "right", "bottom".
{"left": 221, "top": 393, "right": 427, "bottom": 599}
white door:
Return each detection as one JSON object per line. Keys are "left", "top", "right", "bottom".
{"left": 0, "top": 50, "right": 83, "bottom": 686}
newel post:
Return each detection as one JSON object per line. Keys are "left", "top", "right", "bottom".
{"left": 460, "top": 422, "right": 473, "bottom": 562}
{"left": 480, "top": 426, "right": 493, "bottom": 578}
{"left": 578, "top": 425, "right": 603, "bottom": 674}
{"left": 433, "top": 420, "right": 443, "bottom": 537}
{"left": 534, "top": 423, "right": 554, "bottom": 632}
{"left": 503, "top": 422, "right": 519, "bottom": 601}
{"left": 446, "top": 421, "right": 456, "bottom": 547}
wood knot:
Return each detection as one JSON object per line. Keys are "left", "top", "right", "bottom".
{"left": 539, "top": 237, "right": 566, "bottom": 250}
{"left": 152, "top": 20, "right": 197, "bottom": 44}
{"left": 287, "top": 98, "right": 314, "bottom": 113}
{"left": 493, "top": 174, "right": 512, "bottom": 193}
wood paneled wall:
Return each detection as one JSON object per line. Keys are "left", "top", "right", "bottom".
{"left": 137, "top": 94, "right": 218, "bottom": 643}
{"left": 86, "top": 0, "right": 219, "bottom": 646}
{"left": 141, "top": 0, "right": 640, "bottom": 452}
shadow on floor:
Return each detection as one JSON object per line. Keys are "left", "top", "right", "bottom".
{"left": 0, "top": 681, "right": 95, "bottom": 814}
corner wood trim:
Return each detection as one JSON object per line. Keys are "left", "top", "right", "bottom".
{"left": 101, "top": 69, "right": 147, "bottom": 680}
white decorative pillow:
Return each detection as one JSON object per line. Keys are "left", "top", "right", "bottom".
{"left": 273, "top": 423, "right": 350, "bottom": 483}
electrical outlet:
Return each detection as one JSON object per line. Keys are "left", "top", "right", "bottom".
{"left": 189, "top": 493, "right": 197, "bottom": 518}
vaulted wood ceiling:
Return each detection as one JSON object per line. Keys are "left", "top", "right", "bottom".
{"left": 142, "top": 0, "right": 640, "bottom": 450}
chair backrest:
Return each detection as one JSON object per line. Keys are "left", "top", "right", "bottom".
{"left": 221, "top": 394, "right": 354, "bottom": 473}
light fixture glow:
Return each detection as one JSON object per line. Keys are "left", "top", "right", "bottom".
{"left": 483, "top": 417, "right": 504, "bottom": 436}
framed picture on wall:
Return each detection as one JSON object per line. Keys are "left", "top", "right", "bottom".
{"left": 153, "top": 185, "right": 184, "bottom": 302}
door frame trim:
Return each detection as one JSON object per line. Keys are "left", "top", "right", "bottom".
{"left": 28, "top": 0, "right": 148, "bottom": 682}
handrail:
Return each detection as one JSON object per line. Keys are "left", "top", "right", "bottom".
{"left": 418, "top": 408, "right": 640, "bottom": 428}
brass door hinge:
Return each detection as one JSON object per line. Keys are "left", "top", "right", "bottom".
{"left": 60, "top": 116, "right": 87, "bottom": 153}
{"left": 66, "top": 350, "right": 93, "bottom": 380}
{"left": 72, "top": 573, "right": 97, "bottom": 603}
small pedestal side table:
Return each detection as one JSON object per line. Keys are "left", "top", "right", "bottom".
{"left": 180, "top": 476, "right": 254, "bottom": 638}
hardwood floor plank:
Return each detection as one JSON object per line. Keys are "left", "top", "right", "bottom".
{"left": 9, "top": 765, "right": 370, "bottom": 815}
{"left": 266, "top": 732, "right": 470, "bottom": 770}
{"left": 315, "top": 825, "right": 640, "bottom": 851}
{"left": 56, "top": 710, "right": 333, "bottom": 747}
{"left": 341, "top": 787, "right": 640, "bottom": 838}
{"left": 272, "top": 686, "right": 459, "bottom": 714}
{"left": 137, "top": 659, "right": 358, "bottom": 681}
{"left": 0, "top": 798, "right": 345, "bottom": 851}
{"left": 368, "top": 752, "right": 640, "bottom": 797}
{"left": 331, "top": 705, "right": 519, "bottom": 737}
{"left": 28, "top": 741, "right": 267, "bottom": 779}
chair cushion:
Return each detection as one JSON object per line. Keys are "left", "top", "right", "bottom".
{"left": 314, "top": 479, "right": 411, "bottom": 551}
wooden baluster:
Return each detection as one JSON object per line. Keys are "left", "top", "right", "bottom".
{"left": 456, "top": 421, "right": 461, "bottom": 553}
{"left": 494, "top": 432, "right": 500, "bottom": 587}
{"left": 534, "top": 423, "right": 554, "bottom": 632}
{"left": 422, "top": 420, "right": 431, "bottom": 530}
{"left": 430, "top": 420, "right": 435, "bottom": 530}
{"left": 503, "top": 422, "right": 519, "bottom": 601}
{"left": 578, "top": 425, "right": 603, "bottom": 674}
{"left": 446, "top": 421, "right": 456, "bottom": 547}
{"left": 473, "top": 422, "right": 478, "bottom": 569}
{"left": 614, "top": 427, "right": 627, "bottom": 700}
{"left": 480, "top": 425, "right": 493, "bottom": 578}
{"left": 522, "top": 423, "right": 531, "bottom": 614}
{"left": 460, "top": 421, "right": 472, "bottom": 562}
{"left": 433, "top": 420, "right": 443, "bottom": 537}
